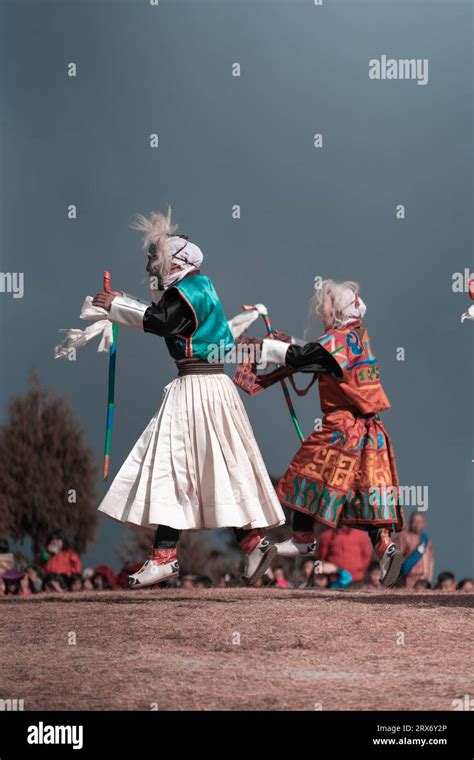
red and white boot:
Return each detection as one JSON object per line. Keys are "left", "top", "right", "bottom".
{"left": 240, "top": 530, "right": 277, "bottom": 585}
{"left": 128, "top": 548, "right": 179, "bottom": 588}
{"left": 276, "top": 531, "right": 317, "bottom": 558}
{"left": 372, "top": 529, "right": 403, "bottom": 588}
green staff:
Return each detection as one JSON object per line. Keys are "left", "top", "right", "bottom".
{"left": 103, "top": 271, "right": 118, "bottom": 480}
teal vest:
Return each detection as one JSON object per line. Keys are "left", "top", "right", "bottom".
{"left": 170, "top": 274, "right": 235, "bottom": 361}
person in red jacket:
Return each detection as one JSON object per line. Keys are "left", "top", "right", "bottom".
{"left": 40, "top": 530, "right": 82, "bottom": 578}
{"left": 317, "top": 526, "right": 373, "bottom": 584}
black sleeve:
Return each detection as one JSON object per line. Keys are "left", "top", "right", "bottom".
{"left": 143, "top": 290, "right": 196, "bottom": 337}
{"left": 286, "top": 342, "right": 343, "bottom": 378}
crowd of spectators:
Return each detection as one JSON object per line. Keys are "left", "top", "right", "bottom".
{"left": 1, "top": 518, "right": 472, "bottom": 596}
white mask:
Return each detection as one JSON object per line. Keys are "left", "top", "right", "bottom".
{"left": 336, "top": 289, "right": 367, "bottom": 326}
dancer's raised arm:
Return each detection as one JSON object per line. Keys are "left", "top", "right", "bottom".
{"left": 92, "top": 288, "right": 195, "bottom": 337}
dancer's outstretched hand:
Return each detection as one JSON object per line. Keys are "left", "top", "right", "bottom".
{"left": 235, "top": 335, "right": 263, "bottom": 346}
{"left": 92, "top": 291, "right": 121, "bottom": 311}
{"left": 271, "top": 329, "right": 293, "bottom": 343}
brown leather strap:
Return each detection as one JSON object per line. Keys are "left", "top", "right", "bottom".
{"left": 287, "top": 373, "right": 318, "bottom": 397}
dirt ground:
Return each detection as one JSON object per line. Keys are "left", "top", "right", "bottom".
{"left": 1, "top": 589, "right": 472, "bottom": 711}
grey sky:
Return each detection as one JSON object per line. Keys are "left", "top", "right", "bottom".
{"left": 0, "top": 0, "right": 472, "bottom": 577}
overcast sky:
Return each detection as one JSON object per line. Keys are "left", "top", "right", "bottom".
{"left": 1, "top": 0, "right": 472, "bottom": 576}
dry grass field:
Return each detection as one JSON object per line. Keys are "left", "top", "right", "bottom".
{"left": 1, "top": 588, "right": 472, "bottom": 711}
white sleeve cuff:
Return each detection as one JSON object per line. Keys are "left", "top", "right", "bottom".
{"left": 109, "top": 294, "right": 148, "bottom": 331}
{"left": 260, "top": 338, "right": 290, "bottom": 366}
{"left": 227, "top": 309, "right": 260, "bottom": 338}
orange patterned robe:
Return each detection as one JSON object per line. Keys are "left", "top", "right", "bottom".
{"left": 277, "top": 321, "right": 404, "bottom": 532}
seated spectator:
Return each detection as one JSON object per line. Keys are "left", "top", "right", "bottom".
{"left": 434, "top": 571, "right": 456, "bottom": 591}
{"left": 395, "top": 513, "right": 434, "bottom": 589}
{"left": 273, "top": 566, "right": 290, "bottom": 588}
{"left": 414, "top": 579, "right": 432, "bottom": 590}
{"left": 25, "top": 565, "right": 44, "bottom": 593}
{"left": 92, "top": 574, "right": 106, "bottom": 591}
{"left": 0, "top": 538, "right": 14, "bottom": 576}
{"left": 195, "top": 576, "right": 212, "bottom": 588}
{"left": 92, "top": 565, "right": 116, "bottom": 590}
{"left": 20, "top": 573, "right": 34, "bottom": 596}
{"left": 40, "top": 530, "right": 81, "bottom": 578}
{"left": 43, "top": 573, "right": 68, "bottom": 593}
{"left": 81, "top": 568, "right": 94, "bottom": 591}
{"left": 2, "top": 569, "right": 25, "bottom": 596}
{"left": 68, "top": 573, "right": 84, "bottom": 592}
{"left": 296, "top": 559, "right": 315, "bottom": 588}
{"left": 362, "top": 561, "right": 382, "bottom": 591}
{"left": 312, "top": 573, "right": 329, "bottom": 589}
{"left": 317, "top": 526, "right": 372, "bottom": 584}
{"left": 456, "top": 578, "right": 473, "bottom": 592}
{"left": 180, "top": 574, "right": 197, "bottom": 589}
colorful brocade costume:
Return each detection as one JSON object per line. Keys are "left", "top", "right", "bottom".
{"left": 276, "top": 321, "right": 405, "bottom": 533}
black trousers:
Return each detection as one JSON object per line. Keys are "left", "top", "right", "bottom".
{"left": 153, "top": 515, "right": 385, "bottom": 549}
{"left": 153, "top": 525, "right": 258, "bottom": 549}
{"left": 291, "top": 510, "right": 386, "bottom": 548}
{"left": 292, "top": 510, "right": 315, "bottom": 532}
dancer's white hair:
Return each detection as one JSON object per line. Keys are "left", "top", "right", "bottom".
{"left": 308, "top": 279, "right": 362, "bottom": 331}
{"left": 130, "top": 206, "right": 178, "bottom": 278}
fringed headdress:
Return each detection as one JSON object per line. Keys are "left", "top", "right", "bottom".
{"left": 130, "top": 206, "right": 178, "bottom": 279}
{"left": 308, "top": 279, "right": 366, "bottom": 332}
{"left": 131, "top": 206, "right": 203, "bottom": 289}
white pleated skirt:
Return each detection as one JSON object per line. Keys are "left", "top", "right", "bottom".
{"left": 98, "top": 373, "right": 285, "bottom": 531}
